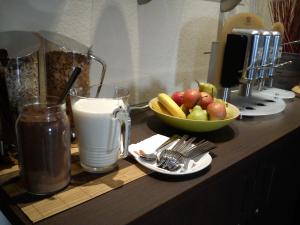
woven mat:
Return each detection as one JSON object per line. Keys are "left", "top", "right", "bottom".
{"left": 0, "top": 145, "right": 151, "bottom": 223}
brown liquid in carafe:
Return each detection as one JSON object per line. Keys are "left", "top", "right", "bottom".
{"left": 16, "top": 104, "right": 71, "bottom": 195}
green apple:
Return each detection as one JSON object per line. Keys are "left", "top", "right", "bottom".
{"left": 187, "top": 105, "right": 208, "bottom": 121}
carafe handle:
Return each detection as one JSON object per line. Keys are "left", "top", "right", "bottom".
{"left": 113, "top": 107, "right": 131, "bottom": 158}
{"left": 88, "top": 52, "right": 107, "bottom": 88}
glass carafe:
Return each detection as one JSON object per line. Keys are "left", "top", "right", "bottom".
{"left": 0, "top": 31, "right": 40, "bottom": 151}
{"left": 70, "top": 84, "right": 131, "bottom": 173}
{"left": 16, "top": 97, "right": 71, "bottom": 195}
{"left": 39, "top": 30, "right": 106, "bottom": 133}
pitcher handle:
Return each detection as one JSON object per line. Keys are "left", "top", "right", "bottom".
{"left": 113, "top": 107, "right": 131, "bottom": 158}
{"left": 88, "top": 51, "right": 107, "bottom": 97}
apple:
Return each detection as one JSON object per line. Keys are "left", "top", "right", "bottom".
{"left": 183, "top": 89, "right": 200, "bottom": 109}
{"left": 171, "top": 91, "right": 184, "bottom": 106}
{"left": 197, "top": 92, "right": 213, "bottom": 109}
{"left": 206, "top": 102, "right": 226, "bottom": 120}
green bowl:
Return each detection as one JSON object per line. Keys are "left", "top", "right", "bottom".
{"left": 149, "top": 98, "right": 240, "bottom": 132}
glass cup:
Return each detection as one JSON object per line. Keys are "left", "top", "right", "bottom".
{"left": 16, "top": 96, "right": 71, "bottom": 195}
{"left": 70, "top": 84, "right": 131, "bottom": 173}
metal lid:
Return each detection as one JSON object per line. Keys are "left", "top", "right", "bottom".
{"left": 258, "top": 30, "right": 272, "bottom": 36}
{"left": 232, "top": 28, "right": 260, "bottom": 35}
{"left": 270, "top": 31, "right": 281, "bottom": 36}
{"left": 39, "top": 30, "right": 89, "bottom": 54}
{"left": 0, "top": 31, "right": 40, "bottom": 59}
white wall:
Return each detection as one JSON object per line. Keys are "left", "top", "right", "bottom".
{"left": 90, "top": 0, "right": 222, "bottom": 103}
{"left": 0, "top": 0, "right": 220, "bottom": 104}
{"left": 0, "top": 0, "right": 255, "bottom": 104}
{"left": 0, "top": 0, "right": 266, "bottom": 103}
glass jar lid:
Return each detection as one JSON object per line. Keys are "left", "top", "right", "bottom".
{"left": 0, "top": 31, "right": 40, "bottom": 59}
{"left": 39, "top": 30, "right": 89, "bottom": 55}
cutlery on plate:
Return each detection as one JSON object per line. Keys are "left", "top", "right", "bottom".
{"left": 157, "top": 140, "right": 216, "bottom": 171}
{"left": 134, "top": 134, "right": 180, "bottom": 161}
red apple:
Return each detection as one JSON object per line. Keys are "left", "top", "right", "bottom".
{"left": 206, "top": 102, "right": 226, "bottom": 120}
{"left": 197, "top": 92, "right": 213, "bottom": 109}
{"left": 171, "top": 91, "right": 184, "bottom": 106}
{"left": 183, "top": 89, "right": 200, "bottom": 109}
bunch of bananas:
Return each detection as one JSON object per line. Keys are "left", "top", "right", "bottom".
{"left": 154, "top": 93, "right": 186, "bottom": 119}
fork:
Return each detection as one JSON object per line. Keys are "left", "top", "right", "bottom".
{"left": 160, "top": 140, "right": 216, "bottom": 171}
{"left": 157, "top": 140, "right": 216, "bottom": 171}
{"left": 156, "top": 136, "right": 199, "bottom": 169}
{"left": 156, "top": 135, "right": 192, "bottom": 168}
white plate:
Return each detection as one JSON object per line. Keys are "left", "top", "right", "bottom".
{"left": 230, "top": 92, "right": 286, "bottom": 117}
{"left": 128, "top": 134, "right": 212, "bottom": 175}
{"left": 253, "top": 88, "right": 295, "bottom": 99}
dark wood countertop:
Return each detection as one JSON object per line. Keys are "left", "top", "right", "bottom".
{"left": 1, "top": 98, "right": 300, "bottom": 225}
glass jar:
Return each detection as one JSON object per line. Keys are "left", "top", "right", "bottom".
{"left": 16, "top": 97, "right": 71, "bottom": 195}
{"left": 39, "top": 30, "right": 106, "bottom": 135}
{"left": 0, "top": 31, "right": 40, "bottom": 149}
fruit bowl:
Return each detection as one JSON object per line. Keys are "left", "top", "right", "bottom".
{"left": 149, "top": 97, "right": 240, "bottom": 132}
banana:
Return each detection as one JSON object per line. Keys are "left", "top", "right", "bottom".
{"left": 157, "top": 93, "right": 186, "bottom": 119}
{"left": 292, "top": 85, "right": 300, "bottom": 96}
{"left": 151, "top": 99, "right": 172, "bottom": 116}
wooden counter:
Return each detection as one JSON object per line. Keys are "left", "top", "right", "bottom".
{"left": 1, "top": 98, "right": 300, "bottom": 225}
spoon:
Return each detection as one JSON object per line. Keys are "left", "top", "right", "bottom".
{"left": 58, "top": 67, "right": 81, "bottom": 104}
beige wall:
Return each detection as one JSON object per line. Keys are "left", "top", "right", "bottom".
{"left": 0, "top": 0, "right": 258, "bottom": 104}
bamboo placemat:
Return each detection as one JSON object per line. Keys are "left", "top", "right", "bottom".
{"left": 0, "top": 146, "right": 152, "bottom": 223}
